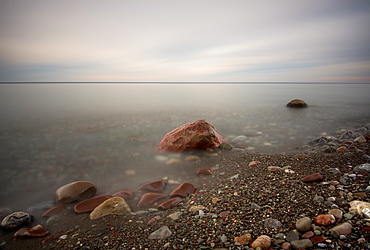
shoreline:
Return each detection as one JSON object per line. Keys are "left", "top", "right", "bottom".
{"left": 1, "top": 148, "right": 370, "bottom": 249}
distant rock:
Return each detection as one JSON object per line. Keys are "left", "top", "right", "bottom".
{"left": 55, "top": 181, "right": 96, "bottom": 203}
{"left": 158, "top": 120, "right": 227, "bottom": 152}
{"left": 286, "top": 99, "right": 308, "bottom": 108}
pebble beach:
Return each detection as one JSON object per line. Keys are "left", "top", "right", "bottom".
{"left": 1, "top": 123, "right": 370, "bottom": 250}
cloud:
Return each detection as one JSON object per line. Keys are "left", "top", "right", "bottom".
{"left": 0, "top": 0, "right": 369, "bottom": 82}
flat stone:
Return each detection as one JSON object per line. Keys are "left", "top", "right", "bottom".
{"left": 0, "top": 212, "right": 32, "bottom": 231}
{"left": 90, "top": 197, "right": 131, "bottom": 219}
{"left": 330, "top": 222, "right": 352, "bottom": 235}
{"left": 74, "top": 195, "right": 113, "bottom": 213}
{"left": 301, "top": 173, "right": 323, "bottom": 183}
{"left": 286, "top": 230, "right": 299, "bottom": 242}
{"left": 234, "top": 234, "right": 252, "bottom": 246}
{"left": 55, "top": 181, "right": 96, "bottom": 203}
{"left": 169, "top": 183, "right": 196, "bottom": 198}
{"left": 290, "top": 239, "right": 313, "bottom": 249}
{"left": 296, "top": 217, "right": 312, "bottom": 232}
{"left": 329, "top": 208, "right": 343, "bottom": 219}
{"left": 14, "top": 224, "right": 49, "bottom": 239}
{"left": 264, "top": 218, "right": 282, "bottom": 228}
{"left": 148, "top": 226, "right": 172, "bottom": 239}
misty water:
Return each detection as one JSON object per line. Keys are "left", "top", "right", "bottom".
{"left": 0, "top": 83, "right": 369, "bottom": 212}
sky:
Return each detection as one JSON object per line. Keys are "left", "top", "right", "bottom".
{"left": 0, "top": 0, "right": 369, "bottom": 82}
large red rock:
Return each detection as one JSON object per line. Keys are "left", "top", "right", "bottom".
{"left": 158, "top": 120, "right": 227, "bottom": 152}
{"left": 55, "top": 181, "right": 97, "bottom": 203}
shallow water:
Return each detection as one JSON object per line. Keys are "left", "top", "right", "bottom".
{"left": 0, "top": 83, "right": 369, "bottom": 211}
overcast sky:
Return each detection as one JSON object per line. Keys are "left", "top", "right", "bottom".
{"left": 0, "top": 0, "right": 369, "bottom": 82}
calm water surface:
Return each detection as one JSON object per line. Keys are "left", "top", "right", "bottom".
{"left": 0, "top": 83, "right": 369, "bottom": 211}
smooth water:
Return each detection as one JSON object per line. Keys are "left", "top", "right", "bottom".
{"left": 0, "top": 83, "right": 369, "bottom": 211}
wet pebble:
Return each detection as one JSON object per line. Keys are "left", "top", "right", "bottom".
{"left": 296, "top": 217, "right": 312, "bottom": 232}
{"left": 290, "top": 239, "right": 313, "bottom": 249}
{"left": 0, "top": 212, "right": 32, "bottom": 231}
{"left": 148, "top": 226, "right": 172, "bottom": 239}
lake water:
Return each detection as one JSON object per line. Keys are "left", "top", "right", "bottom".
{"left": 0, "top": 83, "right": 369, "bottom": 212}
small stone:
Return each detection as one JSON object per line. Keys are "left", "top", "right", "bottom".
{"left": 74, "top": 195, "right": 113, "bottom": 213}
{"left": 251, "top": 203, "right": 261, "bottom": 209}
{"left": 330, "top": 222, "right": 352, "bottom": 235}
{"left": 290, "top": 239, "right": 313, "bottom": 249}
{"left": 301, "top": 173, "right": 323, "bottom": 183}
{"left": 220, "top": 234, "right": 227, "bottom": 243}
{"left": 251, "top": 235, "right": 271, "bottom": 249}
{"left": 286, "top": 230, "right": 299, "bottom": 242}
{"left": 248, "top": 161, "right": 260, "bottom": 167}
{"left": 354, "top": 163, "right": 370, "bottom": 173}
{"left": 268, "top": 166, "right": 282, "bottom": 172}
{"left": 313, "top": 196, "right": 324, "bottom": 203}
{"left": 329, "top": 209, "right": 343, "bottom": 219}
{"left": 90, "top": 197, "right": 131, "bottom": 219}
{"left": 311, "top": 236, "right": 326, "bottom": 244}
{"left": 302, "top": 231, "right": 314, "bottom": 239}
{"left": 185, "top": 155, "right": 201, "bottom": 162}
{"left": 354, "top": 136, "right": 366, "bottom": 143}
{"left": 349, "top": 200, "right": 370, "bottom": 216}
{"left": 167, "top": 212, "right": 182, "bottom": 220}
{"left": 264, "top": 218, "right": 282, "bottom": 228}
{"left": 188, "top": 205, "right": 206, "bottom": 213}
{"left": 234, "top": 234, "right": 252, "bottom": 246}
{"left": 148, "top": 226, "right": 172, "bottom": 239}
{"left": 296, "top": 217, "right": 312, "bottom": 232}
{"left": 314, "top": 214, "right": 335, "bottom": 226}
{"left": 0, "top": 212, "right": 32, "bottom": 231}
{"left": 281, "top": 242, "right": 291, "bottom": 250}
{"left": 55, "top": 181, "right": 96, "bottom": 203}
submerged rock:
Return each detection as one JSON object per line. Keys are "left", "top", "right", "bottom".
{"left": 138, "top": 180, "right": 166, "bottom": 193}
{"left": 169, "top": 183, "right": 196, "bottom": 198}
{"left": 137, "top": 193, "right": 167, "bottom": 208}
{"left": 55, "top": 181, "right": 96, "bottom": 203}
{"left": 148, "top": 226, "right": 172, "bottom": 239}
{"left": 74, "top": 195, "right": 113, "bottom": 213}
{"left": 286, "top": 99, "right": 308, "bottom": 108}
{"left": 158, "top": 120, "right": 227, "bottom": 152}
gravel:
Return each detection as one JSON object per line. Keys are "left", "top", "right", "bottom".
{"left": 1, "top": 147, "right": 370, "bottom": 250}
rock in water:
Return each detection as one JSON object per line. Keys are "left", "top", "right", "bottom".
{"left": 90, "top": 197, "right": 131, "bottom": 219}
{"left": 74, "top": 195, "right": 113, "bottom": 213}
{"left": 169, "top": 183, "right": 196, "bottom": 198}
{"left": 0, "top": 212, "right": 32, "bottom": 231}
{"left": 158, "top": 120, "right": 227, "bottom": 152}
{"left": 14, "top": 224, "right": 49, "bottom": 239}
{"left": 286, "top": 99, "right": 308, "bottom": 108}
{"left": 55, "top": 181, "right": 97, "bottom": 203}
{"left": 148, "top": 226, "right": 172, "bottom": 239}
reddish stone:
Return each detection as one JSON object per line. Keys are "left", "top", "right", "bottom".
{"left": 112, "top": 191, "right": 135, "bottom": 200}
{"left": 311, "top": 236, "right": 326, "bottom": 244}
{"left": 137, "top": 193, "right": 167, "bottom": 208}
{"left": 74, "top": 195, "right": 113, "bottom": 213}
{"left": 361, "top": 226, "right": 370, "bottom": 232}
{"left": 157, "top": 197, "right": 183, "bottom": 210}
{"left": 42, "top": 205, "right": 64, "bottom": 217}
{"left": 302, "top": 231, "right": 314, "bottom": 239}
{"left": 314, "top": 214, "right": 336, "bottom": 226}
{"left": 42, "top": 234, "right": 63, "bottom": 244}
{"left": 158, "top": 120, "right": 227, "bottom": 152}
{"left": 286, "top": 99, "right": 308, "bottom": 108}
{"left": 219, "top": 211, "right": 231, "bottom": 217}
{"left": 248, "top": 161, "right": 260, "bottom": 167}
{"left": 147, "top": 215, "right": 162, "bottom": 226}
{"left": 301, "top": 173, "right": 323, "bottom": 183}
{"left": 138, "top": 180, "right": 166, "bottom": 192}
{"left": 169, "top": 183, "right": 196, "bottom": 198}
{"left": 196, "top": 169, "right": 214, "bottom": 175}
{"left": 14, "top": 224, "right": 49, "bottom": 239}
